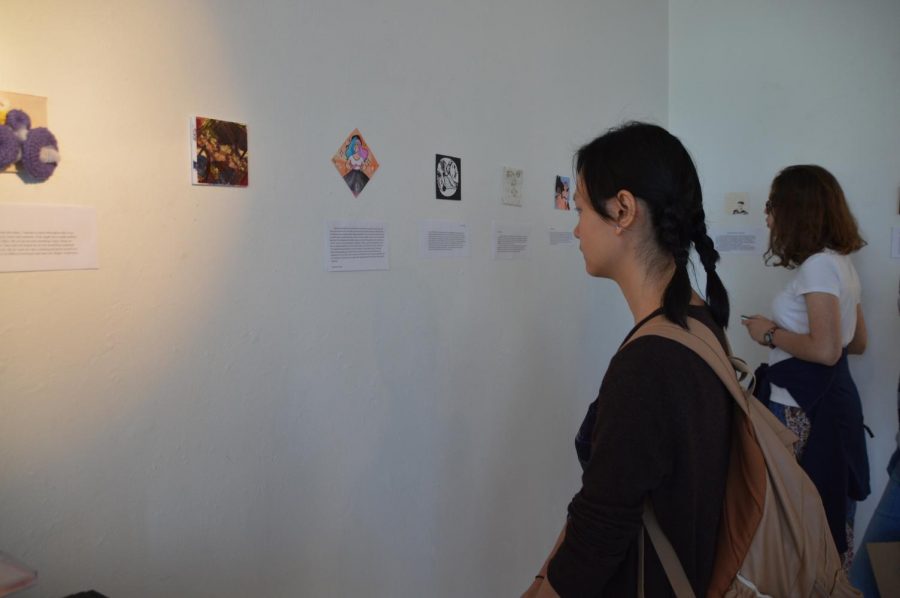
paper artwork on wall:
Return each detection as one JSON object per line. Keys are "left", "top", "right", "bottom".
{"left": 726, "top": 192, "right": 750, "bottom": 216}
{"left": 493, "top": 221, "right": 532, "bottom": 259}
{"left": 0, "top": 92, "right": 47, "bottom": 175}
{"left": 333, "top": 129, "right": 379, "bottom": 197}
{"left": 708, "top": 226, "right": 767, "bottom": 255}
{"left": 420, "top": 220, "right": 468, "bottom": 258}
{"left": 0, "top": 551, "right": 37, "bottom": 595}
{"left": 548, "top": 226, "right": 576, "bottom": 246}
{"left": 0, "top": 203, "right": 98, "bottom": 273}
{"left": 554, "top": 175, "right": 571, "bottom": 210}
{"left": 191, "top": 116, "right": 248, "bottom": 187}
{"left": 325, "top": 220, "right": 389, "bottom": 271}
{"left": 1, "top": 91, "right": 59, "bottom": 181}
{"left": 435, "top": 155, "right": 461, "bottom": 200}
{"left": 502, "top": 167, "right": 523, "bottom": 206}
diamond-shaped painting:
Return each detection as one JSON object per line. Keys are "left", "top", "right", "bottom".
{"left": 332, "top": 129, "right": 379, "bottom": 197}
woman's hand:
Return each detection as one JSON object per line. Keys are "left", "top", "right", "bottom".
{"left": 741, "top": 315, "right": 776, "bottom": 346}
{"left": 522, "top": 524, "right": 565, "bottom": 597}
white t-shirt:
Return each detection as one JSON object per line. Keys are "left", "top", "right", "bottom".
{"left": 768, "top": 250, "right": 862, "bottom": 407}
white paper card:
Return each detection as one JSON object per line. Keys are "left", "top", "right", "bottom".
{"left": 0, "top": 203, "right": 98, "bottom": 272}
{"left": 892, "top": 227, "right": 900, "bottom": 259}
{"left": 325, "top": 220, "right": 389, "bottom": 272}
{"left": 493, "top": 221, "right": 532, "bottom": 260}
{"left": 709, "top": 226, "right": 767, "bottom": 255}
{"left": 420, "top": 220, "right": 469, "bottom": 258}
{"left": 548, "top": 226, "right": 576, "bottom": 247}
{"left": 501, "top": 167, "right": 523, "bottom": 206}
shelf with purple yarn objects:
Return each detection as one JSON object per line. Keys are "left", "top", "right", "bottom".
{"left": 0, "top": 108, "right": 60, "bottom": 181}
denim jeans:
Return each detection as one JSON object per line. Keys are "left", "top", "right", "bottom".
{"left": 849, "top": 449, "right": 900, "bottom": 597}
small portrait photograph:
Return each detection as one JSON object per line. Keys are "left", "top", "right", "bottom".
{"left": 726, "top": 192, "right": 750, "bottom": 215}
{"left": 554, "top": 175, "right": 571, "bottom": 210}
{"left": 435, "top": 154, "right": 461, "bottom": 200}
{"left": 333, "top": 129, "right": 379, "bottom": 197}
{"left": 191, "top": 117, "right": 249, "bottom": 187}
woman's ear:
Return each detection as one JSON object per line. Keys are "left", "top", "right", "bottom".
{"left": 613, "top": 190, "right": 639, "bottom": 230}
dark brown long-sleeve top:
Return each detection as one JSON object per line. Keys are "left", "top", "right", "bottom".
{"left": 548, "top": 306, "right": 733, "bottom": 597}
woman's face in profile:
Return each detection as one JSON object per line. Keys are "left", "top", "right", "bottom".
{"left": 573, "top": 179, "right": 617, "bottom": 277}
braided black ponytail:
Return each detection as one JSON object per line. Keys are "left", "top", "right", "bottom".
{"left": 690, "top": 209, "right": 730, "bottom": 329}
{"left": 575, "top": 121, "right": 730, "bottom": 329}
{"left": 658, "top": 205, "right": 694, "bottom": 328}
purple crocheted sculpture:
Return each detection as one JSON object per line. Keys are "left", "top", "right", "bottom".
{"left": 1, "top": 109, "right": 60, "bottom": 181}
{"left": 5, "top": 109, "right": 31, "bottom": 141}
{"left": 22, "top": 128, "right": 59, "bottom": 181}
{"left": 0, "top": 124, "right": 19, "bottom": 169}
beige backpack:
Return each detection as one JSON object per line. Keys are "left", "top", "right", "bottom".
{"left": 630, "top": 316, "right": 861, "bottom": 598}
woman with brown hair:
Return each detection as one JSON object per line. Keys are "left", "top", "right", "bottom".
{"left": 742, "top": 164, "right": 871, "bottom": 568}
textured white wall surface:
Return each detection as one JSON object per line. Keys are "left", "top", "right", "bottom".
{"left": 0, "top": 1, "right": 667, "bottom": 596}
{"left": 670, "top": 0, "right": 900, "bottom": 545}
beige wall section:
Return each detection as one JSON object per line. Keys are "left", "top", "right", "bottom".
{"left": 670, "top": 0, "right": 900, "bottom": 546}
{"left": 0, "top": 1, "right": 668, "bottom": 596}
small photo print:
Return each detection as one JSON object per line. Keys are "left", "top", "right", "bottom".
{"left": 435, "top": 154, "right": 461, "bottom": 200}
{"left": 333, "top": 129, "right": 379, "bottom": 197}
{"left": 1, "top": 91, "right": 48, "bottom": 174}
{"left": 726, "top": 192, "right": 750, "bottom": 216}
{"left": 191, "top": 117, "right": 248, "bottom": 187}
{"left": 554, "top": 175, "right": 571, "bottom": 210}
{"left": 502, "top": 167, "right": 524, "bottom": 206}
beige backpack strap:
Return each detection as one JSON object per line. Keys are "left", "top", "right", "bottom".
{"left": 640, "top": 500, "right": 697, "bottom": 598}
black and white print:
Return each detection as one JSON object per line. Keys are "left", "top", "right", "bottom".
{"left": 435, "top": 154, "right": 461, "bottom": 200}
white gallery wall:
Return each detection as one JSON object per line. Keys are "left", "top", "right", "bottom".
{"left": 670, "top": 0, "right": 900, "bottom": 543}
{"left": 0, "top": 1, "right": 667, "bottom": 596}
{"left": 5, "top": 2, "right": 898, "bottom": 596}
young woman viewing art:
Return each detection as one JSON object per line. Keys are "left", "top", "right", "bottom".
{"left": 523, "top": 122, "right": 732, "bottom": 597}
{"left": 741, "top": 164, "right": 870, "bottom": 569}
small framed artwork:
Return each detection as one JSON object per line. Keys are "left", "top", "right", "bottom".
{"left": 554, "top": 175, "right": 571, "bottom": 210}
{"left": 502, "top": 167, "right": 523, "bottom": 206}
{"left": 726, "top": 192, "right": 750, "bottom": 216}
{"left": 1, "top": 91, "right": 48, "bottom": 175}
{"left": 435, "top": 154, "right": 461, "bottom": 200}
{"left": 333, "top": 129, "right": 379, "bottom": 197}
{"left": 191, "top": 116, "right": 248, "bottom": 187}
